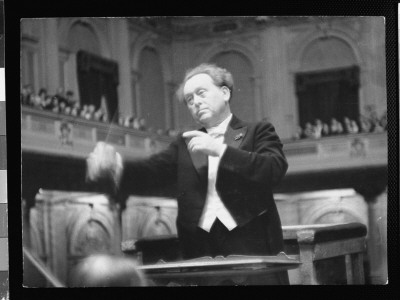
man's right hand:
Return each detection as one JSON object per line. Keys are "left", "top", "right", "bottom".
{"left": 86, "top": 141, "right": 123, "bottom": 184}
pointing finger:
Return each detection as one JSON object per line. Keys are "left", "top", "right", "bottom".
{"left": 182, "top": 131, "right": 206, "bottom": 139}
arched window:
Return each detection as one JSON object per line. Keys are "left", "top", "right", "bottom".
{"left": 210, "top": 51, "right": 255, "bottom": 122}
{"left": 138, "top": 47, "right": 166, "bottom": 130}
{"left": 68, "top": 21, "right": 100, "bottom": 55}
{"left": 296, "top": 37, "right": 359, "bottom": 127}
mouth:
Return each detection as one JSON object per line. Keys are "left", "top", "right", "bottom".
{"left": 197, "top": 109, "right": 208, "bottom": 116}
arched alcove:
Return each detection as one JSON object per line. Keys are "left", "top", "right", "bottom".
{"left": 138, "top": 47, "right": 166, "bottom": 130}
{"left": 209, "top": 51, "right": 255, "bottom": 121}
{"left": 300, "top": 37, "right": 358, "bottom": 72}
{"left": 67, "top": 21, "right": 101, "bottom": 56}
{"left": 295, "top": 36, "right": 360, "bottom": 126}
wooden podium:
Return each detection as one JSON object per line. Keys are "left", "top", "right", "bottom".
{"left": 130, "top": 223, "right": 367, "bottom": 285}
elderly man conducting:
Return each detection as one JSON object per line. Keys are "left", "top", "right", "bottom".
{"left": 87, "top": 63, "right": 289, "bottom": 285}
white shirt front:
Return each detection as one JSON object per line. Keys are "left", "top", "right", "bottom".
{"left": 198, "top": 114, "right": 238, "bottom": 232}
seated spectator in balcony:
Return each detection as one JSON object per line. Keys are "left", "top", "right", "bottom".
{"left": 330, "top": 118, "right": 343, "bottom": 135}
{"left": 84, "top": 104, "right": 96, "bottom": 120}
{"left": 359, "top": 115, "right": 372, "bottom": 133}
{"left": 349, "top": 120, "right": 359, "bottom": 134}
{"left": 124, "top": 116, "right": 133, "bottom": 128}
{"left": 30, "top": 94, "right": 43, "bottom": 109}
{"left": 65, "top": 90, "right": 77, "bottom": 107}
{"left": 313, "top": 119, "right": 323, "bottom": 139}
{"left": 303, "top": 122, "right": 314, "bottom": 139}
{"left": 343, "top": 117, "right": 352, "bottom": 134}
{"left": 63, "top": 106, "right": 72, "bottom": 116}
{"left": 138, "top": 117, "right": 147, "bottom": 131}
{"left": 21, "top": 84, "right": 33, "bottom": 105}
{"left": 321, "top": 122, "right": 330, "bottom": 137}
{"left": 132, "top": 117, "right": 140, "bottom": 130}
{"left": 38, "top": 88, "right": 48, "bottom": 103}
{"left": 93, "top": 108, "right": 105, "bottom": 122}
{"left": 80, "top": 105, "right": 89, "bottom": 118}
{"left": 41, "top": 95, "right": 53, "bottom": 110}
{"left": 54, "top": 87, "right": 68, "bottom": 106}
{"left": 51, "top": 97, "right": 60, "bottom": 113}
{"left": 343, "top": 117, "right": 359, "bottom": 134}
{"left": 59, "top": 101, "right": 67, "bottom": 114}
{"left": 70, "top": 103, "right": 81, "bottom": 117}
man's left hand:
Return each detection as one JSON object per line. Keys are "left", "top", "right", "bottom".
{"left": 182, "top": 131, "right": 225, "bottom": 157}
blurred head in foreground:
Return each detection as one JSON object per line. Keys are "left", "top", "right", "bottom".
{"left": 71, "top": 254, "right": 148, "bottom": 287}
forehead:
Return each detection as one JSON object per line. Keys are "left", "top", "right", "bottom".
{"left": 183, "top": 73, "right": 215, "bottom": 94}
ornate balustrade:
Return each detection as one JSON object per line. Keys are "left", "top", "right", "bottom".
{"left": 22, "top": 106, "right": 387, "bottom": 174}
{"left": 21, "top": 106, "right": 172, "bottom": 160}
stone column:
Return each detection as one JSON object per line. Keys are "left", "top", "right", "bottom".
{"left": 109, "top": 19, "right": 133, "bottom": 117}
{"left": 41, "top": 18, "right": 60, "bottom": 94}
{"left": 131, "top": 71, "right": 141, "bottom": 117}
{"left": 354, "top": 181, "right": 387, "bottom": 284}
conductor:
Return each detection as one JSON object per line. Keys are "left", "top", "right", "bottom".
{"left": 87, "top": 63, "right": 289, "bottom": 285}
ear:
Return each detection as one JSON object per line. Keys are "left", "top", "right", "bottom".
{"left": 221, "top": 86, "right": 231, "bottom": 102}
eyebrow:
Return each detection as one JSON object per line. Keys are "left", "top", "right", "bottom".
{"left": 184, "top": 87, "right": 206, "bottom": 98}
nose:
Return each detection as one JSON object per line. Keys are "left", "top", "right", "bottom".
{"left": 193, "top": 95, "right": 202, "bottom": 107}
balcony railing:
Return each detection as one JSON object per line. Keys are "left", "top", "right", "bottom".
{"left": 21, "top": 106, "right": 387, "bottom": 174}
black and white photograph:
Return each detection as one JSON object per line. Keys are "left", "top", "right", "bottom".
{"left": 20, "top": 15, "right": 390, "bottom": 288}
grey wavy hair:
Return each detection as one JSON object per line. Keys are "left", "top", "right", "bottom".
{"left": 176, "top": 63, "right": 234, "bottom": 103}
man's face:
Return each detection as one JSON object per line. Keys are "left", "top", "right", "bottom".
{"left": 183, "top": 73, "right": 230, "bottom": 128}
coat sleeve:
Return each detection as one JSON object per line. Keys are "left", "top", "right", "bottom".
{"left": 118, "top": 139, "right": 179, "bottom": 196}
{"left": 218, "top": 122, "right": 288, "bottom": 188}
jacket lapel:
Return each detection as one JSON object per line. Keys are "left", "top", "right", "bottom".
{"left": 224, "top": 115, "right": 247, "bottom": 149}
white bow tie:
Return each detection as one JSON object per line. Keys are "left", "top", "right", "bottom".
{"left": 207, "top": 129, "right": 225, "bottom": 138}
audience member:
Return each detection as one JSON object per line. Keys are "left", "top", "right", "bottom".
{"left": 138, "top": 117, "right": 147, "bottom": 131}
{"left": 303, "top": 122, "right": 314, "bottom": 139}
{"left": 359, "top": 115, "right": 372, "bottom": 133}
{"left": 80, "top": 105, "right": 89, "bottom": 118}
{"left": 71, "top": 103, "right": 81, "bottom": 117}
{"left": 330, "top": 118, "right": 343, "bottom": 135}
{"left": 51, "top": 97, "right": 60, "bottom": 113}
{"left": 321, "top": 122, "right": 330, "bottom": 137}
{"left": 65, "top": 90, "right": 77, "bottom": 107}
{"left": 349, "top": 120, "right": 359, "bottom": 134}
{"left": 313, "top": 119, "right": 323, "bottom": 139}
{"left": 21, "top": 84, "right": 33, "bottom": 105}
{"left": 124, "top": 116, "right": 133, "bottom": 128}
{"left": 133, "top": 117, "right": 140, "bottom": 130}
{"left": 64, "top": 106, "right": 72, "bottom": 115}
{"left": 41, "top": 95, "right": 53, "bottom": 110}
{"left": 54, "top": 87, "right": 68, "bottom": 107}
{"left": 93, "top": 108, "right": 104, "bottom": 121}
{"left": 38, "top": 88, "right": 48, "bottom": 103}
